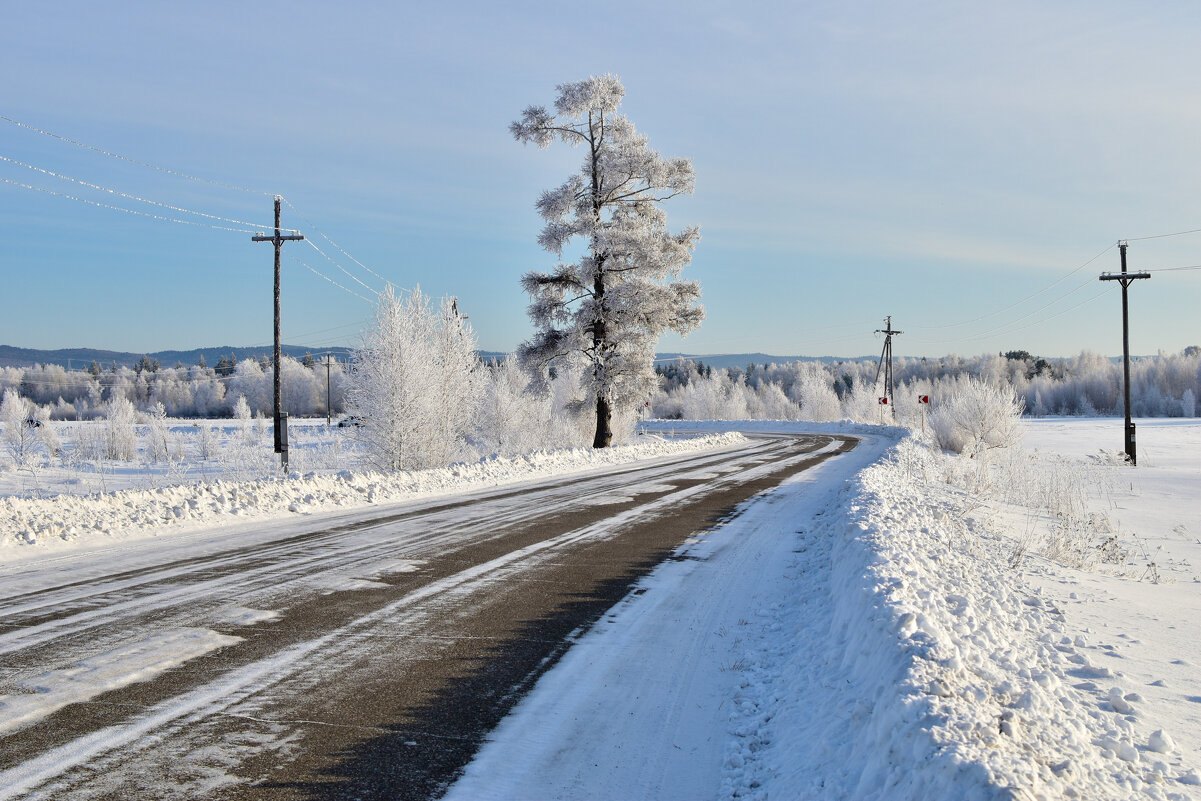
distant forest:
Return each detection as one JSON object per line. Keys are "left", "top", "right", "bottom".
{"left": 651, "top": 348, "right": 1201, "bottom": 420}
{"left": 1, "top": 348, "right": 1198, "bottom": 421}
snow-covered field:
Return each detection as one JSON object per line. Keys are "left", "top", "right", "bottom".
{"left": 447, "top": 418, "right": 1201, "bottom": 800}
{"left": 0, "top": 418, "right": 358, "bottom": 499}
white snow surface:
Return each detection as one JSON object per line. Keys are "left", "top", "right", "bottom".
{"left": 0, "top": 432, "right": 746, "bottom": 563}
{"left": 3, "top": 418, "right": 1198, "bottom": 799}
{"left": 446, "top": 419, "right": 1201, "bottom": 801}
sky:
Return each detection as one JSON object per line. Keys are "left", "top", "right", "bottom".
{"left": 2, "top": 1, "right": 1200, "bottom": 360}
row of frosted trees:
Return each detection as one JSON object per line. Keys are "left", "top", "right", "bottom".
{"left": 652, "top": 348, "right": 1201, "bottom": 422}
{"left": 0, "top": 358, "right": 350, "bottom": 420}
{"left": 3, "top": 346, "right": 1198, "bottom": 429}
{"left": 4, "top": 346, "right": 1198, "bottom": 429}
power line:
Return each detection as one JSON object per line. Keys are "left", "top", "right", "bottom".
{"left": 2, "top": 114, "right": 423, "bottom": 319}
{"left": 0, "top": 113, "right": 271, "bottom": 196}
{"left": 303, "top": 239, "right": 380, "bottom": 295}
{"left": 0, "top": 153, "right": 281, "bottom": 231}
{"left": 957, "top": 286, "right": 1109, "bottom": 344}
{"left": 907, "top": 269, "right": 1104, "bottom": 346}
{"left": 908, "top": 242, "right": 1116, "bottom": 334}
{"left": 286, "top": 252, "right": 374, "bottom": 304}
{"left": 0, "top": 175, "right": 261, "bottom": 233}
{"left": 1126, "top": 226, "right": 1201, "bottom": 242}
{"left": 282, "top": 197, "right": 393, "bottom": 287}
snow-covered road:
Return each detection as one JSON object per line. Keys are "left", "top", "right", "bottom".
{"left": 0, "top": 431, "right": 856, "bottom": 799}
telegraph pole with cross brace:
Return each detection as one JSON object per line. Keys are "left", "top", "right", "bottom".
{"left": 1099, "top": 241, "right": 1150, "bottom": 465}
{"left": 252, "top": 195, "right": 305, "bottom": 472}
{"left": 874, "top": 316, "right": 902, "bottom": 419}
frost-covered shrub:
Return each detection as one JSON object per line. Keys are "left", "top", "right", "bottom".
{"left": 33, "top": 404, "right": 59, "bottom": 456}
{"left": 104, "top": 396, "right": 138, "bottom": 460}
{"left": 233, "top": 394, "right": 253, "bottom": 443}
{"left": 759, "top": 382, "right": 800, "bottom": 420}
{"left": 72, "top": 422, "right": 106, "bottom": 462}
{"left": 194, "top": 424, "right": 217, "bottom": 461}
{"left": 346, "top": 286, "right": 483, "bottom": 471}
{"left": 227, "top": 360, "right": 271, "bottom": 417}
{"left": 668, "top": 371, "right": 752, "bottom": 420}
{"left": 928, "top": 377, "right": 1022, "bottom": 458}
{"left": 146, "top": 403, "right": 170, "bottom": 462}
{"left": 841, "top": 380, "right": 883, "bottom": 424}
{"left": 476, "top": 356, "right": 556, "bottom": 456}
{"left": 547, "top": 363, "right": 597, "bottom": 447}
{"left": 1, "top": 389, "right": 38, "bottom": 465}
{"left": 52, "top": 397, "right": 76, "bottom": 420}
{"left": 795, "top": 376, "right": 840, "bottom": 422}
{"left": 233, "top": 394, "right": 251, "bottom": 424}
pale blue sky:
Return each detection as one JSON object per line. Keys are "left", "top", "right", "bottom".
{"left": 2, "top": 1, "right": 1199, "bottom": 359}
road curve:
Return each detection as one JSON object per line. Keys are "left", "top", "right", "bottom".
{"left": 0, "top": 432, "right": 856, "bottom": 800}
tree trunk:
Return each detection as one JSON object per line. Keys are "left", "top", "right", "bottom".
{"left": 593, "top": 393, "right": 613, "bottom": 448}
{"left": 587, "top": 113, "right": 613, "bottom": 450}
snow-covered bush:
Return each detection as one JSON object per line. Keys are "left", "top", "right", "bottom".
{"left": 104, "top": 396, "right": 138, "bottom": 461}
{"left": 840, "top": 379, "right": 883, "bottom": 424}
{"left": 476, "top": 356, "right": 556, "bottom": 456}
{"left": 759, "top": 382, "right": 800, "bottom": 420}
{"left": 33, "top": 403, "right": 60, "bottom": 456}
{"left": 1, "top": 389, "right": 38, "bottom": 465}
{"left": 72, "top": 421, "right": 106, "bottom": 462}
{"left": 346, "top": 286, "right": 483, "bottom": 471}
{"left": 146, "top": 403, "right": 170, "bottom": 462}
{"left": 546, "top": 363, "right": 597, "bottom": 447}
{"left": 233, "top": 394, "right": 252, "bottom": 443}
{"left": 227, "top": 360, "right": 271, "bottom": 417}
{"left": 928, "top": 377, "right": 1022, "bottom": 458}
{"left": 793, "top": 370, "right": 840, "bottom": 422}
{"left": 194, "top": 424, "right": 217, "bottom": 461}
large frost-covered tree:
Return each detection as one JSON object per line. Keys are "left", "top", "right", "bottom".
{"left": 512, "top": 74, "right": 704, "bottom": 447}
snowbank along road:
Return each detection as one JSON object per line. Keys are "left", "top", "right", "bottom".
{"left": 0, "top": 432, "right": 855, "bottom": 800}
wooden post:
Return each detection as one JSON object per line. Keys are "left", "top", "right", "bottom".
{"left": 1099, "top": 242, "right": 1149, "bottom": 464}
{"left": 874, "top": 316, "right": 903, "bottom": 420}
{"left": 252, "top": 196, "right": 305, "bottom": 472}
{"left": 325, "top": 353, "right": 333, "bottom": 426}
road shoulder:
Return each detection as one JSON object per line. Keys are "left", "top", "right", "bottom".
{"left": 443, "top": 430, "right": 893, "bottom": 801}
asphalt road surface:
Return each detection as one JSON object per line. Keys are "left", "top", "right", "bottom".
{"left": 0, "top": 432, "right": 856, "bottom": 800}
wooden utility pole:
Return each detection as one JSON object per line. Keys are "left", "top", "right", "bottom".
{"left": 252, "top": 195, "right": 304, "bottom": 472}
{"left": 324, "top": 353, "right": 334, "bottom": 426}
{"left": 874, "top": 316, "right": 902, "bottom": 419}
{"left": 1099, "top": 241, "right": 1150, "bottom": 464}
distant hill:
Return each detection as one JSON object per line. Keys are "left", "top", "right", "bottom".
{"left": 1, "top": 346, "right": 866, "bottom": 371}
{"left": 654, "top": 352, "right": 874, "bottom": 370}
{"left": 0, "top": 345, "right": 354, "bottom": 370}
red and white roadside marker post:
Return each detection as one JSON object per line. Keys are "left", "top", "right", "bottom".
{"left": 917, "top": 394, "right": 930, "bottom": 432}
{"left": 878, "top": 396, "right": 888, "bottom": 425}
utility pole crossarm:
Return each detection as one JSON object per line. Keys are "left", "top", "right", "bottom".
{"left": 252, "top": 232, "right": 306, "bottom": 243}
{"left": 1099, "top": 271, "right": 1151, "bottom": 283}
